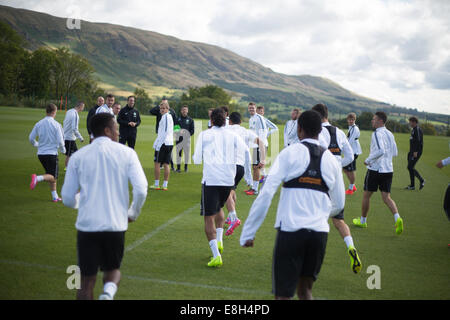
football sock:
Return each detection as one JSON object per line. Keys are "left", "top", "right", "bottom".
{"left": 229, "top": 210, "right": 237, "bottom": 221}
{"left": 252, "top": 181, "right": 259, "bottom": 191}
{"left": 37, "top": 175, "right": 44, "bottom": 182}
{"left": 51, "top": 190, "right": 58, "bottom": 199}
{"left": 360, "top": 216, "right": 367, "bottom": 224}
{"left": 209, "top": 239, "right": 220, "bottom": 258}
{"left": 349, "top": 184, "right": 355, "bottom": 190}
{"left": 344, "top": 236, "right": 354, "bottom": 249}
{"left": 154, "top": 180, "right": 159, "bottom": 187}
{"left": 393, "top": 213, "right": 400, "bottom": 222}
{"left": 103, "top": 282, "right": 118, "bottom": 299}
{"left": 162, "top": 180, "right": 168, "bottom": 188}
{"left": 216, "top": 228, "right": 223, "bottom": 243}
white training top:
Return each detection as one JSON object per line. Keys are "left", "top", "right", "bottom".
{"left": 365, "top": 126, "right": 398, "bottom": 173}
{"left": 283, "top": 119, "right": 300, "bottom": 147}
{"left": 63, "top": 108, "right": 84, "bottom": 142}
{"left": 347, "top": 124, "right": 362, "bottom": 155}
{"left": 240, "top": 139, "right": 345, "bottom": 246}
{"left": 61, "top": 136, "right": 148, "bottom": 232}
{"left": 153, "top": 112, "right": 174, "bottom": 150}
{"left": 193, "top": 126, "right": 249, "bottom": 186}
{"left": 29, "top": 116, "right": 66, "bottom": 155}
{"left": 442, "top": 157, "right": 450, "bottom": 166}
{"left": 249, "top": 113, "right": 268, "bottom": 148}
{"left": 318, "top": 122, "right": 354, "bottom": 167}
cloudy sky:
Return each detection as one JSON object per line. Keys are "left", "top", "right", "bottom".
{"left": 2, "top": 0, "right": 450, "bottom": 114}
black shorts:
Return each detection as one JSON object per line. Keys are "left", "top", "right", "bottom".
{"left": 343, "top": 154, "right": 358, "bottom": 172}
{"left": 200, "top": 184, "right": 232, "bottom": 216}
{"left": 154, "top": 144, "right": 173, "bottom": 164}
{"left": 65, "top": 140, "right": 78, "bottom": 156}
{"left": 77, "top": 231, "right": 125, "bottom": 277}
{"left": 252, "top": 148, "right": 260, "bottom": 166}
{"left": 38, "top": 155, "right": 58, "bottom": 179}
{"left": 233, "top": 165, "right": 245, "bottom": 190}
{"left": 272, "top": 229, "right": 328, "bottom": 298}
{"left": 364, "top": 169, "right": 393, "bottom": 193}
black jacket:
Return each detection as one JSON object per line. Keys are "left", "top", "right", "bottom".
{"left": 150, "top": 106, "right": 178, "bottom": 133}
{"left": 117, "top": 105, "right": 141, "bottom": 136}
{"left": 86, "top": 104, "right": 101, "bottom": 135}
{"left": 409, "top": 126, "right": 423, "bottom": 154}
{"left": 177, "top": 115, "right": 195, "bottom": 136}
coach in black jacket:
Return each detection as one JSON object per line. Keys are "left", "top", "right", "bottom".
{"left": 406, "top": 116, "right": 424, "bottom": 190}
{"left": 117, "top": 96, "right": 141, "bottom": 149}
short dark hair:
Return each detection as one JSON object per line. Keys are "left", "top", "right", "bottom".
{"left": 181, "top": 105, "right": 188, "bottom": 109}
{"left": 256, "top": 105, "right": 264, "bottom": 110}
{"left": 127, "top": 95, "right": 136, "bottom": 101}
{"left": 375, "top": 111, "right": 387, "bottom": 124}
{"left": 298, "top": 110, "right": 322, "bottom": 138}
{"left": 91, "top": 113, "right": 115, "bottom": 138}
{"left": 311, "top": 103, "right": 328, "bottom": 120}
{"left": 211, "top": 108, "right": 226, "bottom": 127}
{"left": 46, "top": 103, "right": 57, "bottom": 114}
{"left": 106, "top": 94, "right": 115, "bottom": 100}
{"left": 409, "top": 116, "right": 418, "bottom": 123}
{"left": 229, "top": 112, "right": 242, "bottom": 125}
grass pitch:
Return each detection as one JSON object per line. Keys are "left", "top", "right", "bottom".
{"left": 0, "top": 106, "right": 449, "bottom": 300}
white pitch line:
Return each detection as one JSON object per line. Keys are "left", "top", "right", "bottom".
{"left": 0, "top": 259, "right": 272, "bottom": 297}
{"left": 125, "top": 204, "right": 199, "bottom": 252}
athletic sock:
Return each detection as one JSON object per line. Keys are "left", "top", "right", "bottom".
{"left": 103, "top": 282, "right": 118, "bottom": 300}
{"left": 162, "top": 180, "right": 168, "bottom": 188}
{"left": 154, "top": 180, "right": 159, "bottom": 187}
{"left": 209, "top": 239, "right": 220, "bottom": 258}
{"left": 360, "top": 216, "right": 367, "bottom": 224}
{"left": 37, "top": 175, "right": 44, "bottom": 182}
{"left": 51, "top": 190, "right": 58, "bottom": 199}
{"left": 344, "top": 236, "right": 354, "bottom": 249}
{"left": 216, "top": 228, "right": 223, "bottom": 243}
{"left": 349, "top": 184, "right": 355, "bottom": 190}
{"left": 229, "top": 210, "right": 237, "bottom": 221}
{"left": 393, "top": 213, "right": 400, "bottom": 222}
{"left": 252, "top": 180, "right": 259, "bottom": 192}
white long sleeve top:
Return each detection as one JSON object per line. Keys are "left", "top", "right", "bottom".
{"left": 61, "top": 136, "right": 148, "bottom": 232}
{"left": 347, "top": 124, "right": 362, "bottom": 155}
{"left": 29, "top": 116, "right": 66, "bottom": 155}
{"left": 365, "top": 126, "right": 398, "bottom": 173}
{"left": 153, "top": 113, "right": 174, "bottom": 150}
{"left": 63, "top": 108, "right": 84, "bottom": 142}
{"left": 193, "top": 126, "right": 249, "bottom": 186}
{"left": 240, "top": 139, "right": 345, "bottom": 246}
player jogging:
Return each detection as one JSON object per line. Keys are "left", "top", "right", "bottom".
{"left": 29, "top": 103, "right": 66, "bottom": 202}
{"left": 240, "top": 110, "right": 345, "bottom": 300}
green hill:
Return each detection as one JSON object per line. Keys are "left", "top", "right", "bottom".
{"left": 0, "top": 4, "right": 441, "bottom": 122}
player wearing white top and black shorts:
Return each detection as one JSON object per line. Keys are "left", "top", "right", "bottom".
{"left": 62, "top": 113, "right": 148, "bottom": 300}
{"left": 240, "top": 110, "right": 345, "bottom": 300}
{"left": 193, "top": 108, "right": 250, "bottom": 268}
{"left": 29, "top": 104, "right": 66, "bottom": 202}
{"left": 353, "top": 111, "right": 403, "bottom": 236}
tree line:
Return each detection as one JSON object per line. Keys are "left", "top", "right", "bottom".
{"left": 0, "top": 21, "right": 102, "bottom": 109}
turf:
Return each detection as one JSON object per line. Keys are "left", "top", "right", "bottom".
{"left": 0, "top": 106, "right": 449, "bottom": 300}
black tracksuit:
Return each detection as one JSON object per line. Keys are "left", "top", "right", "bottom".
{"left": 407, "top": 126, "right": 424, "bottom": 187}
{"left": 117, "top": 105, "right": 141, "bottom": 149}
